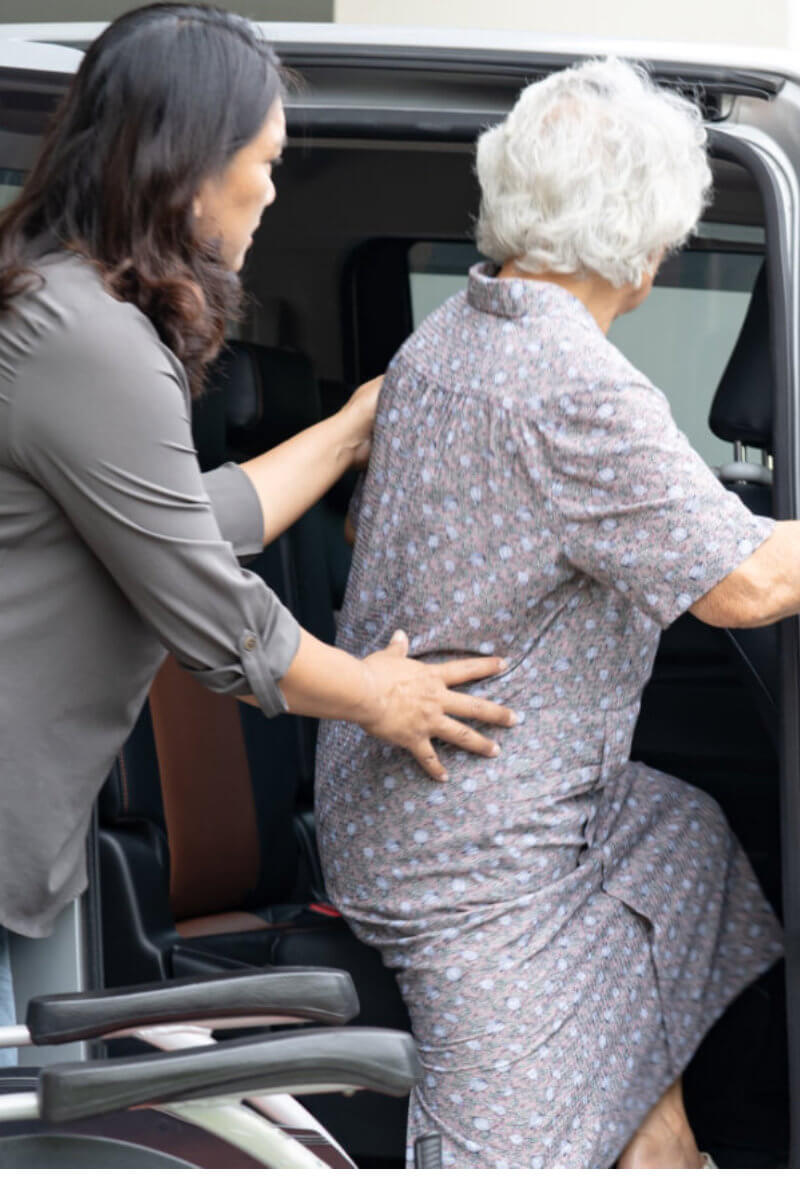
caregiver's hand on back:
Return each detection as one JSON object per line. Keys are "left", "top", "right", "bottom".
{"left": 359, "top": 630, "right": 517, "bottom": 780}
{"left": 277, "top": 628, "right": 516, "bottom": 781}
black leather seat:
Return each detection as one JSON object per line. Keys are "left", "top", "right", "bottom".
{"left": 97, "top": 342, "right": 410, "bottom": 1163}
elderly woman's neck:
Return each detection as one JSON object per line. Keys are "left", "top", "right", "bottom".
{"left": 497, "top": 261, "right": 645, "bottom": 334}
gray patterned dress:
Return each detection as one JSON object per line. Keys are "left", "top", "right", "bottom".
{"left": 315, "top": 265, "right": 783, "bottom": 1168}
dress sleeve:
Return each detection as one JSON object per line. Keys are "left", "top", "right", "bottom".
{"left": 10, "top": 326, "right": 300, "bottom": 716}
{"left": 532, "top": 377, "right": 774, "bottom": 628}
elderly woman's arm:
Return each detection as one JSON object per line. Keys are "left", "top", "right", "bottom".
{"left": 691, "top": 521, "right": 800, "bottom": 628}
{"left": 532, "top": 376, "right": 778, "bottom": 631}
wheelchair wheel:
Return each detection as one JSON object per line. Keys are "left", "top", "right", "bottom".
{"left": 0, "top": 1068, "right": 266, "bottom": 1168}
{"left": 0, "top": 1132, "right": 193, "bottom": 1168}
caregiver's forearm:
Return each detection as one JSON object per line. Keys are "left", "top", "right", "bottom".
{"left": 238, "top": 630, "right": 373, "bottom": 720}
{"left": 239, "top": 627, "right": 516, "bottom": 781}
{"left": 239, "top": 406, "right": 361, "bottom": 545}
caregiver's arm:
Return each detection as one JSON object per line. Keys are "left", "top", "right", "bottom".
{"left": 691, "top": 521, "right": 800, "bottom": 628}
{"left": 239, "top": 375, "right": 380, "bottom": 545}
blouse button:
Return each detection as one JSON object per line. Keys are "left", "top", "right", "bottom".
{"left": 243, "top": 633, "right": 257, "bottom": 652}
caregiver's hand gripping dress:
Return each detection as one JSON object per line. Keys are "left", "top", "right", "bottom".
{"left": 315, "top": 265, "right": 783, "bottom": 1168}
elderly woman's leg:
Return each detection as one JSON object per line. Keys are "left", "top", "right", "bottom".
{"left": 617, "top": 1078, "right": 703, "bottom": 1168}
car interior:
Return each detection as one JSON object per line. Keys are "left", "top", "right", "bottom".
{"left": 0, "top": 86, "right": 790, "bottom": 1164}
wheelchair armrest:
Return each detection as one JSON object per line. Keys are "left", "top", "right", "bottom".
{"left": 39, "top": 1026, "right": 422, "bottom": 1122}
{"left": 26, "top": 967, "right": 359, "bottom": 1045}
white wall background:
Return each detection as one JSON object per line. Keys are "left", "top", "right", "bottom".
{"left": 335, "top": 0, "right": 799, "bottom": 49}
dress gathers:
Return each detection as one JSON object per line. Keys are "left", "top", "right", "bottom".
{"left": 315, "top": 264, "right": 783, "bottom": 1168}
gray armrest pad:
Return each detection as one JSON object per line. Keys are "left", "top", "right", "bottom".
{"left": 39, "top": 1027, "right": 422, "bottom": 1122}
{"left": 27, "top": 968, "right": 359, "bottom": 1045}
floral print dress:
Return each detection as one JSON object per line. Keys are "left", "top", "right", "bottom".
{"left": 315, "top": 265, "right": 783, "bottom": 1168}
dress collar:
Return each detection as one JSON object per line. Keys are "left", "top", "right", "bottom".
{"left": 466, "top": 261, "right": 600, "bottom": 333}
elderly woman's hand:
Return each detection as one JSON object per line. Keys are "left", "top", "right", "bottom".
{"left": 358, "top": 630, "right": 517, "bottom": 781}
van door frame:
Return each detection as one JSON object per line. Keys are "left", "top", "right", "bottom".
{"left": 709, "top": 123, "right": 800, "bottom": 1167}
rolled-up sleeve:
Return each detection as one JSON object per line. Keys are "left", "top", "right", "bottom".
{"left": 9, "top": 320, "right": 300, "bottom": 716}
{"left": 203, "top": 461, "right": 264, "bottom": 560}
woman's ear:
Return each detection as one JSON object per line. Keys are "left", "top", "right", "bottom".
{"left": 192, "top": 195, "right": 204, "bottom": 220}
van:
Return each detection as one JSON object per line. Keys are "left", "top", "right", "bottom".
{"left": 0, "top": 22, "right": 796, "bottom": 1167}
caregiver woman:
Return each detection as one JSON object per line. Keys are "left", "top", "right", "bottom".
{"left": 0, "top": 3, "right": 514, "bottom": 1052}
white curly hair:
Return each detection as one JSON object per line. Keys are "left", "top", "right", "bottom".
{"left": 475, "top": 57, "right": 712, "bottom": 288}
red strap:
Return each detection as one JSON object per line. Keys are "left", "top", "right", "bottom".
{"left": 308, "top": 901, "right": 341, "bottom": 918}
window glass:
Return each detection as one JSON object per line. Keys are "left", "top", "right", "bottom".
{"left": 409, "top": 241, "right": 478, "bottom": 326}
{"left": 0, "top": 167, "right": 25, "bottom": 213}
{"left": 408, "top": 225, "right": 765, "bottom": 469}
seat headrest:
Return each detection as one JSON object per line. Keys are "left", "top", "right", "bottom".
{"left": 203, "top": 341, "right": 322, "bottom": 456}
{"left": 708, "top": 263, "right": 772, "bottom": 450}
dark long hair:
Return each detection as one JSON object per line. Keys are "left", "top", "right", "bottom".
{"left": 0, "top": 4, "right": 282, "bottom": 393}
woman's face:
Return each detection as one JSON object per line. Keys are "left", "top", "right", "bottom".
{"left": 193, "top": 97, "right": 286, "bottom": 272}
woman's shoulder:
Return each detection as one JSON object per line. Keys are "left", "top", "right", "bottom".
{"left": 3, "top": 254, "right": 192, "bottom": 453}
{"left": 5, "top": 252, "right": 183, "bottom": 387}
{"left": 30, "top": 253, "right": 160, "bottom": 338}
{"left": 519, "top": 299, "right": 664, "bottom": 407}
{"left": 569, "top": 333, "right": 661, "bottom": 401}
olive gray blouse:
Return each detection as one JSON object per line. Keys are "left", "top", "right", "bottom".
{"left": 0, "top": 253, "right": 300, "bottom": 937}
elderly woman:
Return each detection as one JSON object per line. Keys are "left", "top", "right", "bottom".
{"left": 315, "top": 59, "right": 787, "bottom": 1168}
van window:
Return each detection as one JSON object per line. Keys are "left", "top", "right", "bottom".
{"left": 408, "top": 225, "right": 764, "bottom": 469}
{"left": 0, "top": 167, "right": 24, "bottom": 212}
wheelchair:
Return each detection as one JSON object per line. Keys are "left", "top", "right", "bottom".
{"left": 0, "top": 967, "right": 441, "bottom": 1169}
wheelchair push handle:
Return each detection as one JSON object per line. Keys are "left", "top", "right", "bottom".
{"left": 26, "top": 967, "right": 359, "bottom": 1045}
